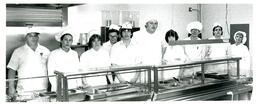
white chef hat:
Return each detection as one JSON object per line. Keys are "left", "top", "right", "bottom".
{"left": 109, "top": 24, "right": 120, "bottom": 31}
{"left": 143, "top": 14, "right": 158, "bottom": 24}
{"left": 233, "top": 31, "right": 247, "bottom": 44}
{"left": 186, "top": 21, "right": 203, "bottom": 33}
{"left": 121, "top": 22, "right": 133, "bottom": 30}
{"left": 146, "top": 19, "right": 158, "bottom": 24}
{"left": 55, "top": 28, "right": 74, "bottom": 42}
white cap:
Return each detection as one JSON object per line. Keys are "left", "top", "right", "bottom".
{"left": 121, "top": 22, "right": 132, "bottom": 29}
{"left": 109, "top": 24, "right": 120, "bottom": 31}
{"left": 233, "top": 31, "right": 247, "bottom": 44}
{"left": 186, "top": 21, "right": 203, "bottom": 33}
{"left": 25, "top": 28, "right": 40, "bottom": 35}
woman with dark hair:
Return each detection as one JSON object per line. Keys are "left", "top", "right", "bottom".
{"left": 208, "top": 23, "right": 224, "bottom": 39}
{"left": 48, "top": 33, "right": 81, "bottom": 92}
{"left": 204, "top": 23, "right": 230, "bottom": 75}
{"left": 162, "top": 29, "right": 187, "bottom": 80}
{"left": 110, "top": 22, "right": 141, "bottom": 84}
{"left": 80, "top": 34, "right": 111, "bottom": 87}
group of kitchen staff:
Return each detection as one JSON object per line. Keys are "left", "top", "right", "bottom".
{"left": 7, "top": 19, "right": 251, "bottom": 100}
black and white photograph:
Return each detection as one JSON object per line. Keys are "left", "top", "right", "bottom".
{"left": 3, "top": 1, "right": 255, "bottom": 103}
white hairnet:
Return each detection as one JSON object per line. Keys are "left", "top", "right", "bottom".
{"left": 233, "top": 31, "right": 247, "bottom": 44}
{"left": 186, "top": 21, "right": 203, "bottom": 33}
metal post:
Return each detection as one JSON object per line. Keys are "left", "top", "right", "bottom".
{"left": 153, "top": 66, "right": 158, "bottom": 93}
{"left": 147, "top": 67, "right": 152, "bottom": 93}
{"left": 237, "top": 60, "right": 240, "bottom": 79}
{"left": 62, "top": 77, "right": 69, "bottom": 101}
{"left": 56, "top": 74, "right": 62, "bottom": 101}
{"left": 201, "top": 64, "right": 205, "bottom": 84}
{"left": 227, "top": 60, "right": 231, "bottom": 79}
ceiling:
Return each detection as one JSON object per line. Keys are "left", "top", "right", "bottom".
{"left": 6, "top": 4, "right": 84, "bottom": 9}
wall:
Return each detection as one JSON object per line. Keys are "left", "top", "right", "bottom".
{"left": 201, "top": 4, "right": 254, "bottom": 72}
{"left": 201, "top": 4, "right": 253, "bottom": 42}
{"left": 67, "top": 4, "right": 198, "bottom": 40}
{"left": 6, "top": 27, "right": 62, "bottom": 64}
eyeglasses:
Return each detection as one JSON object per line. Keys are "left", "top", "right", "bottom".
{"left": 109, "top": 35, "right": 118, "bottom": 38}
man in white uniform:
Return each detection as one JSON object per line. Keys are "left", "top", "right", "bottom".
{"left": 132, "top": 19, "right": 163, "bottom": 66}
{"left": 102, "top": 24, "right": 120, "bottom": 55}
{"left": 132, "top": 19, "right": 165, "bottom": 83}
{"left": 7, "top": 29, "right": 50, "bottom": 100}
{"left": 48, "top": 33, "right": 81, "bottom": 92}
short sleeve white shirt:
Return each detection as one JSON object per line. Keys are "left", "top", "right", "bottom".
{"left": 80, "top": 47, "right": 111, "bottom": 86}
{"left": 7, "top": 44, "right": 50, "bottom": 93}
{"left": 47, "top": 48, "right": 80, "bottom": 91}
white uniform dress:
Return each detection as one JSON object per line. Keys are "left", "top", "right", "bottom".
{"left": 48, "top": 48, "right": 81, "bottom": 92}
{"left": 205, "top": 42, "right": 231, "bottom": 74}
{"left": 230, "top": 44, "right": 251, "bottom": 77}
{"left": 80, "top": 47, "right": 111, "bottom": 86}
{"left": 162, "top": 45, "right": 187, "bottom": 80}
{"left": 110, "top": 40, "right": 142, "bottom": 82}
{"left": 7, "top": 44, "right": 50, "bottom": 94}
{"left": 183, "top": 37, "right": 204, "bottom": 76}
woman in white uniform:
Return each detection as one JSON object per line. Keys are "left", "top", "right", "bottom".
{"left": 183, "top": 21, "right": 205, "bottom": 77}
{"left": 162, "top": 29, "right": 187, "bottom": 80}
{"left": 230, "top": 31, "right": 251, "bottom": 78}
{"left": 208, "top": 23, "right": 225, "bottom": 39}
{"left": 48, "top": 33, "right": 81, "bottom": 92}
{"left": 80, "top": 34, "right": 111, "bottom": 87}
{"left": 205, "top": 23, "right": 231, "bottom": 74}
{"left": 110, "top": 22, "right": 142, "bottom": 84}
{"left": 230, "top": 31, "right": 252, "bottom": 100}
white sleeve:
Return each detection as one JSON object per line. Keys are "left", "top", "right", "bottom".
{"left": 110, "top": 45, "right": 118, "bottom": 65}
{"left": 79, "top": 52, "right": 89, "bottom": 71}
{"left": 7, "top": 49, "right": 20, "bottom": 71}
{"left": 47, "top": 52, "right": 58, "bottom": 91}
